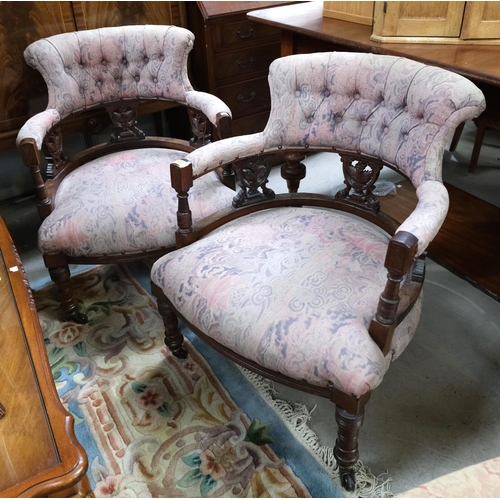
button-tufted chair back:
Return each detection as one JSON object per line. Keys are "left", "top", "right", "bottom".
{"left": 16, "top": 24, "right": 236, "bottom": 325}
{"left": 24, "top": 25, "right": 196, "bottom": 119}
{"left": 263, "top": 52, "right": 485, "bottom": 187}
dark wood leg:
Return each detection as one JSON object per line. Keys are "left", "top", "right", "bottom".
{"left": 334, "top": 405, "right": 365, "bottom": 492}
{"left": 449, "top": 122, "right": 465, "bottom": 152}
{"left": 48, "top": 265, "right": 88, "bottom": 324}
{"left": 151, "top": 282, "right": 188, "bottom": 359}
{"left": 469, "top": 118, "right": 487, "bottom": 173}
{"left": 281, "top": 152, "right": 306, "bottom": 193}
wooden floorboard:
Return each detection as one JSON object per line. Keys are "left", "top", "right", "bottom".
{"left": 379, "top": 180, "right": 500, "bottom": 301}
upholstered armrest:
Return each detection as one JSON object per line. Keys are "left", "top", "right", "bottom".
{"left": 396, "top": 180, "right": 449, "bottom": 256}
{"left": 184, "top": 133, "right": 267, "bottom": 178}
{"left": 185, "top": 90, "right": 232, "bottom": 127}
{"left": 16, "top": 109, "right": 61, "bottom": 150}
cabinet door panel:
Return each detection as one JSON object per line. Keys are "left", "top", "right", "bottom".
{"left": 374, "top": 1, "right": 465, "bottom": 37}
{"left": 461, "top": 1, "right": 500, "bottom": 39}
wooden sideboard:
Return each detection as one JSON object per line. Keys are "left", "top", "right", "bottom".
{"left": 186, "top": 1, "right": 296, "bottom": 136}
{"left": 0, "top": 1, "right": 186, "bottom": 151}
{"left": 0, "top": 216, "right": 91, "bottom": 497}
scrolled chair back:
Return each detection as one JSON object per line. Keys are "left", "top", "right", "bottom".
{"left": 23, "top": 25, "right": 196, "bottom": 118}
{"left": 263, "top": 52, "right": 485, "bottom": 186}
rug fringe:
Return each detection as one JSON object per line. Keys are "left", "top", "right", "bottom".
{"left": 239, "top": 367, "right": 393, "bottom": 498}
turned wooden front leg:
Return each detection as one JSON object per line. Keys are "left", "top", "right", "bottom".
{"left": 334, "top": 406, "right": 365, "bottom": 492}
{"left": 48, "top": 265, "right": 88, "bottom": 324}
{"left": 152, "top": 283, "right": 188, "bottom": 359}
{"left": 281, "top": 152, "right": 306, "bottom": 193}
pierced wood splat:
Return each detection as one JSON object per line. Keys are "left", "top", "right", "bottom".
{"left": 43, "top": 127, "right": 68, "bottom": 179}
{"left": 188, "top": 108, "right": 211, "bottom": 147}
{"left": 232, "top": 155, "right": 275, "bottom": 207}
{"left": 107, "top": 103, "right": 145, "bottom": 142}
{"left": 335, "top": 153, "right": 384, "bottom": 212}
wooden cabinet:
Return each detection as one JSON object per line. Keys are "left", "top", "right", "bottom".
{"left": 323, "top": 1, "right": 500, "bottom": 44}
{"left": 0, "top": 1, "right": 186, "bottom": 152}
{"left": 186, "top": 1, "right": 294, "bottom": 137}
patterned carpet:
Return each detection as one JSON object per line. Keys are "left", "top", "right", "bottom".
{"left": 34, "top": 264, "right": 352, "bottom": 498}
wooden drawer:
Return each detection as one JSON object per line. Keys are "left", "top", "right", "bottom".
{"left": 214, "top": 43, "right": 280, "bottom": 82}
{"left": 215, "top": 20, "right": 281, "bottom": 48}
{"left": 218, "top": 77, "right": 271, "bottom": 117}
{"left": 232, "top": 110, "right": 270, "bottom": 136}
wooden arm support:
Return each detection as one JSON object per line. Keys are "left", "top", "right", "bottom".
{"left": 18, "top": 137, "right": 53, "bottom": 221}
{"left": 171, "top": 160, "right": 197, "bottom": 248}
{"left": 369, "top": 230, "right": 419, "bottom": 355}
{"left": 216, "top": 112, "right": 235, "bottom": 190}
{"left": 216, "top": 111, "right": 232, "bottom": 141}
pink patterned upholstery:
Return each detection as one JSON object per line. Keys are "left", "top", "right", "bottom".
{"left": 151, "top": 53, "right": 486, "bottom": 392}
{"left": 38, "top": 149, "right": 235, "bottom": 257}
{"left": 16, "top": 24, "right": 235, "bottom": 322}
{"left": 152, "top": 207, "right": 422, "bottom": 397}
{"left": 150, "top": 52, "right": 485, "bottom": 489}
{"left": 185, "top": 53, "right": 484, "bottom": 184}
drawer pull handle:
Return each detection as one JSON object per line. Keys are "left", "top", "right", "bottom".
{"left": 236, "top": 28, "right": 254, "bottom": 39}
{"left": 0, "top": 402, "right": 5, "bottom": 419}
{"left": 237, "top": 57, "right": 254, "bottom": 69}
{"left": 238, "top": 91, "right": 256, "bottom": 103}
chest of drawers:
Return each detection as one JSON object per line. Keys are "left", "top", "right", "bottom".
{"left": 187, "top": 1, "right": 295, "bottom": 136}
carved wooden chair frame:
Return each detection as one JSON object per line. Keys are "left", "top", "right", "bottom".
{"left": 18, "top": 99, "right": 233, "bottom": 324}
{"left": 151, "top": 146, "right": 425, "bottom": 490}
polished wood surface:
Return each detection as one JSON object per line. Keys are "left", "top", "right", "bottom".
{"left": 247, "top": 2, "right": 500, "bottom": 85}
{"left": 72, "top": 1, "right": 186, "bottom": 31}
{"left": 0, "top": 216, "right": 90, "bottom": 497}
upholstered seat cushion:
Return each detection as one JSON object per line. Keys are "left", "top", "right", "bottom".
{"left": 151, "top": 206, "right": 422, "bottom": 397}
{"left": 38, "top": 148, "right": 235, "bottom": 257}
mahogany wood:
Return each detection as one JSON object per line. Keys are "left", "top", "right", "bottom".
{"left": 334, "top": 407, "right": 365, "bottom": 491}
{"left": 247, "top": 2, "right": 500, "bottom": 86}
{"left": 71, "top": 1, "right": 186, "bottom": 31}
{"left": 0, "top": 216, "right": 91, "bottom": 497}
{"left": 217, "top": 76, "right": 274, "bottom": 117}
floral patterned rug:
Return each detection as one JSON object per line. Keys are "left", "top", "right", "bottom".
{"left": 34, "top": 264, "right": 346, "bottom": 498}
